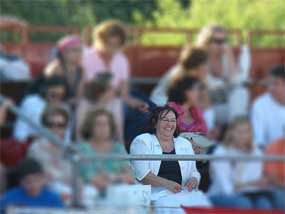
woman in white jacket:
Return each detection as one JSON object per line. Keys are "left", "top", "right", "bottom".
{"left": 130, "top": 106, "right": 210, "bottom": 213}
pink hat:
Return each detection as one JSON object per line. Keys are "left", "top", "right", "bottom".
{"left": 57, "top": 35, "right": 82, "bottom": 52}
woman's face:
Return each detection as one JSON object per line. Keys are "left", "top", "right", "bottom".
{"left": 232, "top": 122, "right": 252, "bottom": 150}
{"left": 47, "top": 113, "right": 67, "bottom": 139}
{"left": 103, "top": 36, "right": 122, "bottom": 55}
{"left": 208, "top": 31, "right": 227, "bottom": 55}
{"left": 46, "top": 86, "right": 66, "bottom": 104}
{"left": 62, "top": 44, "right": 82, "bottom": 65}
{"left": 156, "top": 110, "right": 177, "bottom": 139}
{"left": 184, "top": 84, "right": 201, "bottom": 106}
{"left": 197, "top": 62, "right": 209, "bottom": 80}
{"left": 92, "top": 114, "right": 111, "bottom": 141}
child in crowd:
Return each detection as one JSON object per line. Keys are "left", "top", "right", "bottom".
{"left": 0, "top": 158, "right": 64, "bottom": 213}
{"left": 208, "top": 117, "right": 277, "bottom": 209}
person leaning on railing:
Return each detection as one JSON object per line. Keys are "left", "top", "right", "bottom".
{"left": 130, "top": 106, "right": 211, "bottom": 213}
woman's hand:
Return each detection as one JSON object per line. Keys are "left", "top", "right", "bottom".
{"left": 131, "top": 98, "right": 149, "bottom": 112}
{"left": 165, "top": 180, "right": 182, "bottom": 193}
{"left": 91, "top": 172, "right": 111, "bottom": 190}
{"left": 116, "top": 173, "right": 135, "bottom": 184}
{"left": 186, "top": 177, "right": 198, "bottom": 192}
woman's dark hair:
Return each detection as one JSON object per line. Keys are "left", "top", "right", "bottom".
{"left": 80, "top": 109, "right": 117, "bottom": 140}
{"left": 30, "top": 75, "right": 68, "bottom": 98}
{"left": 269, "top": 64, "right": 285, "bottom": 80}
{"left": 83, "top": 72, "right": 113, "bottom": 102}
{"left": 147, "top": 106, "right": 180, "bottom": 137}
{"left": 168, "top": 76, "right": 200, "bottom": 104}
{"left": 179, "top": 45, "right": 208, "bottom": 71}
{"left": 41, "top": 104, "right": 69, "bottom": 127}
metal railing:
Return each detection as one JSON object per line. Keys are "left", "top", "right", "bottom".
{"left": 1, "top": 94, "right": 285, "bottom": 208}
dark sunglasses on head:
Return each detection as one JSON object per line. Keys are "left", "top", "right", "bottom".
{"left": 47, "top": 121, "right": 67, "bottom": 128}
{"left": 210, "top": 38, "right": 227, "bottom": 45}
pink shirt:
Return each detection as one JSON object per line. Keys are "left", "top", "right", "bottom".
{"left": 168, "top": 102, "right": 208, "bottom": 135}
{"left": 82, "top": 47, "right": 130, "bottom": 90}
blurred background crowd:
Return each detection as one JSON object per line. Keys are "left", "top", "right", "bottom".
{"left": 0, "top": 0, "right": 284, "bottom": 213}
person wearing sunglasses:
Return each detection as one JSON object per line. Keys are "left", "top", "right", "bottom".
{"left": 27, "top": 105, "right": 72, "bottom": 205}
{"left": 196, "top": 24, "right": 249, "bottom": 125}
{"left": 13, "top": 75, "right": 68, "bottom": 141}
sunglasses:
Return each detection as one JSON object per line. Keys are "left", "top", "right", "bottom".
{"left": 47, "top": 91, "right": 64, "bottom": 100}
{"left": 210, "top": 38, "right": 227, "bottom": 45}
{"left": 47, "top": 121, "right": 67, "bottom": 128}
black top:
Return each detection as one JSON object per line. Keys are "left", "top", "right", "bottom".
{"left": 157, "top": 149, "right": 182, "bottom": 185}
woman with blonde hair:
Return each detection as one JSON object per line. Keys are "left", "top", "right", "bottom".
{"left": 82, "top": 20, "right": 148, "bottom": 112}
{"left": 208, "top": 116, "right": 275, "bottom": 209}
{"left": 196, "top": 24, "right": 249, "bottom": 124}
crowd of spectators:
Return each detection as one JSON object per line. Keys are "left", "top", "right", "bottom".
{"left": 0, "top": 20, "right": 284, "bottom": 213}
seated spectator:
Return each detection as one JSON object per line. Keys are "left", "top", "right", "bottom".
{"left": 168, "top": 76, "right": 208, "bottom": 136}
{"left": 0, "top": 158, "right": 64, "bottom": 213}
{"left": 82, "top": 19, "right": 148, "bottom": 112}
{"left": 130, "top": 106, "right": 210, "bottom": 212}
{"left": 27, "top": 105, "right": 72, "bottom": 204}
{"left": 0, "top": 44, "right": 31, "bottom": 82}
{"left": 0, "top": 99, "right": 33, "bottom": 167}
{"left": 208, "top": 117, "right": 275, "bottom": 209}
{"left": 264, "top": 138, "right": 285, "bottom": 210}
{"left": 0, "top": 163, "right": 6, "bottom": 196}
{"left": 150, "top": 45, "right": 208, "bottom": 106}
{"left": 13, "top": 75, "right": 68, "bottom": 141}
{"left": 76, "top": 73, "right": 124, "bottom": 141}
{"left": 44, "top": 35, "right": 83, "bottom": 99}
{"left": 196, "top": 24, "right": 249, "bottom": 123}
{"left": 251, "top": 64, "right": 285, "bottom": 147}
{"left": 78, "top": 109, "right": 134, "bottom": 194}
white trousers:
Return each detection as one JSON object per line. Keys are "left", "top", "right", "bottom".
{"left": 153, "top": 190, "right": 211, "bottom": 214}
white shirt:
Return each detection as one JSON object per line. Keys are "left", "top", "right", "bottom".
{"left": 13, "top": 94, "right": 46, "bottom": 141}
{"left": 208, "top": 145, "right": 264, "bottom": 196}
{"left": 207, "top": 145, "right": 236, "bottom": 196}
{"left": 251, "top": 93, "right": 285, "bottom": 146}
{"left": 150, "top": 65, "right": 181, "bottom": 106}
{"left": 130, "top": 133, "right": 200, "bottom": 195}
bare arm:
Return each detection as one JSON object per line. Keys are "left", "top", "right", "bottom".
{"left": 120, "top": 80, "right": 149, "bottom": 112}
{"left": 141, "top": 172, "right": 182, "bottom": 193}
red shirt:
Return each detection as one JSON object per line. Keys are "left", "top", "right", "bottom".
{"left": 0, "top": 138, "right": 33, "bottom": 167}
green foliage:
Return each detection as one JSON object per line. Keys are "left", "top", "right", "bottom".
{"left": 134, "top": 0, "right": 285, "bottom": 46}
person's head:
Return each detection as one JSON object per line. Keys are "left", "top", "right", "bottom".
{"left": 179, "top": 45, "right": 208, "bottom": 79}
{"left": 148, "top": 106, "right": 179, "bottom": 140}
{"left": 41, "top": 105, "right": 69, "bottom": 139}
{"left": 224, "top": 116, "right": 253, "bottom": 152}
{"left": 93, "top": 20, "right": 127, "bottom": 54}
{"left": 196, "top": 24, "right": 227, "bottom": 56}
{"left": 83, "top": 72, "right": 115, "bottom": 103}
{"left": 40, "top": 75, "right": 68, "bottom": 104}
{"left": 267, "top": 64, "right": 285, "bottom": 104}
{"left": 57, "top": 35, "right": 82, "bottom": 66}
{"left": 168, "top": 76, "right": 201, "bottom": 106}
{"left": 17, "top": 158, "right": 45, "bottom": 197}
{"left": 81, "top": 109, "right": 116, "bottom": 142}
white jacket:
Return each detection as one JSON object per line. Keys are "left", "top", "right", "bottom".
{"left": 130, "top": 133, "right": 201, "bottom": 192}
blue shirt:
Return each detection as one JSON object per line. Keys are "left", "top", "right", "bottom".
{"left": 0, "top": 186, "right": 64, "bottom": 212}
